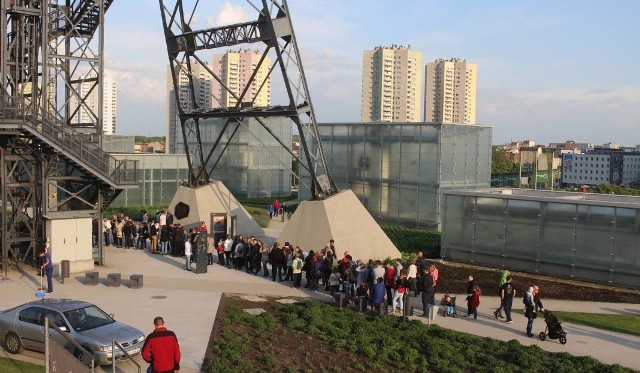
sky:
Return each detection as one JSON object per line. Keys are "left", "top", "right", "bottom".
{"left": 104, "top": 0, "right": 640, "bottom": 146}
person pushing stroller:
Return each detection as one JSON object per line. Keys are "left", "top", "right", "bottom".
{"left": 524, "top": 285, "right": 544, "bottom": 337}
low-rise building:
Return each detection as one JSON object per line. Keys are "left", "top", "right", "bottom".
{"left": 561, "top": 149, "right": 640, "bottom": 186}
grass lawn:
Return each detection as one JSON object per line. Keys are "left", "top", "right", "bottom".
{"left": 243, "top": 205, "right": 271, "bottom": 228}
{"left": 552, "top": 311, "right": 640, "bottom": 337}
{"left": 205, "top": 295, "right": 633, "bottom": 373}
{"left": 0, "top": 357, "right": 44, "bottom": 373}
{"left": 513, "top": 310, "right": 640, "bottom": 337}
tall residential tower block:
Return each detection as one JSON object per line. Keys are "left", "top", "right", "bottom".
{"left": 212, "top": 49, "right": 271, "bottom": 108}
{"left": 70, "top": 74, "right": 117, "bottom": 134}
{"left": 166, "top": 63, "right": 214, "bottom": 154}
{"left": 361, "top": 45, "right": 422, "bottom": 122}
{"left": 424, "top": 58, "right": 477, "bottom": 124}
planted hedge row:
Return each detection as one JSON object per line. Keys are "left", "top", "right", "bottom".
{"left": 382, "top": 225, "right": 441, "bottom": 259}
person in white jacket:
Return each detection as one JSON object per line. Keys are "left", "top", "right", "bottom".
{"left": 184, "top": 238, "right": 192, "bottom": 271}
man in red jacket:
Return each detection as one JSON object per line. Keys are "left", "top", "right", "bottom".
{"left": 142, "top": 316, "right": 181, "bottom": 373}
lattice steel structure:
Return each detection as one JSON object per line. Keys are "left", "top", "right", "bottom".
{"left": 0, "top": 0, "right": 136, "bottom": 277}
{"left": 159, "top": 0, "right": 337, "bottom": 200}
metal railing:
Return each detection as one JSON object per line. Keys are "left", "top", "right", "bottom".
{"left": 45, "top": 317, "right": 95, "bottom": 372}
{"left": 0, "top": 95, "right": 137, "bottom": 186}
{"left": 112, "top": 339, "right": 142, "bottom": 373}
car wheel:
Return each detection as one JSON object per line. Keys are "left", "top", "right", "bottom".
{"left": 539, "top": 332, "right": 546, "bottom": 341}
{"left": 559, "top": 335, "right": 567, "bottom": 345}
{"left": 5, "top": 332, "right": 24, "bottom": 354}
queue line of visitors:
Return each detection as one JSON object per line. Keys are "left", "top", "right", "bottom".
{"left": 100, "top": 211, "right": 542, "bottom": 337}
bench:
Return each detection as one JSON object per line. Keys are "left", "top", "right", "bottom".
{"left": 85, "top": 272, "right": 99, "bottom": 286}
{"left": 107, "top": 273, "right": 121, "bottom": 287}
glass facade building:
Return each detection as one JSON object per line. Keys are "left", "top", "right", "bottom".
{"left": 174, "top": 117, "right": 292, "bottom": 198}
{"left": 442, "top": 189, "right": 640, "bottom": 288}
{"left": 300, "top": 122, "right": 492, "bottom": 229}
{"left": 109, "top": 118, "right": 292, "bottom": 208}
{"left": 109, "top": 154, "right": 189, "bottom": 208}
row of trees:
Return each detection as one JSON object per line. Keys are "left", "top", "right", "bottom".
{"left": 491, "top": 147, "right": 518, "bottom": 174}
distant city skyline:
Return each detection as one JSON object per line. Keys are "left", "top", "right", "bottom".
{"left": 105, "top": 1, "right": 640, "bottom": 145}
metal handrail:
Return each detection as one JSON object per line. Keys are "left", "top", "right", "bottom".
{"left": 0, "top": 96, "right": 137, "bottom": 186}
{"left": 45, "top": 317, "right": 95, "bottom": 371}
{"left": 112, "top": 339, "right": 142, "bottom": 373}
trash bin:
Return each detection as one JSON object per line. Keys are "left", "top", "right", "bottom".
{"left": 61, "top": 260, "right": 70, "bottom": 284}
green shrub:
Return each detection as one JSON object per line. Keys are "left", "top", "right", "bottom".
{"left": 209, "top": 297, "right": 634, "bottom": 373}
{"left": 381, "top": 225, "right": 441, "bottom": 258}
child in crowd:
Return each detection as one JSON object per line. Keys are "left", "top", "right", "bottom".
{"left": 443, "top": 293, "right": 455, "bottom": 316}
{"left": 470, "top": 286, "right": 481, "bottom": 320}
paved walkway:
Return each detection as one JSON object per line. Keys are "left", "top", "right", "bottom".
{"left": 0, "top": 217, "right": 638, "bottom": 372}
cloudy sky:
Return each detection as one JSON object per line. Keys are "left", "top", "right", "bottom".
{"left": 105, "top": 0, "right": 640, "bottom": 146}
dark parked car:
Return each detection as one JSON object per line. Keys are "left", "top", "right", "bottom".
{"left": 0, "top": 299, "right": 145, "bottom": 365}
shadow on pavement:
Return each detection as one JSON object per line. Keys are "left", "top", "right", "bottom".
{"left": 564, "top": 324, "right": 640, "bottom": 350}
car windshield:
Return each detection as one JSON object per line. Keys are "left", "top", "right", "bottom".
{"left": 63, "top": 305, "right": 114, "bottom": 332}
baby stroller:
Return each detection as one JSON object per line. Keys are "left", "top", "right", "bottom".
{"left": 440, "top": 295, "right": 457, "bottom": 317}
{"left": 539, "top": 310, "right": 567, "bottom": 345}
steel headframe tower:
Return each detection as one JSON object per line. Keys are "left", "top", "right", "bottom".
{"left": 159, "top": 0, "right": 337, "bottom": 200}
{"left": 0, "top": 0, "right": 135, "bottom": 277}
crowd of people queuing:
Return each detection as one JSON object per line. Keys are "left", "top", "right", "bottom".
{"left": 209, "top": 234, "right": 444, "bottom": 320}
{"left": 97, "top": 209, "right": 544, "bottom": 337}
{"left": 100, "top": 210, "right": 209, "bottom": 260}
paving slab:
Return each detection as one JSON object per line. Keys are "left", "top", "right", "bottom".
{"left": 276, "top": 298, "right": 298, "bottom": 304}
{"left": 244, "top": 308, "right": 266, "bottom": 316}
{"left": 241, "top": 295, "right": 268, "bottom": 302}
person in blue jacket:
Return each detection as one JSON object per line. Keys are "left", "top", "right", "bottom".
{"left": 38, "top": 250, "right": 53, "bottom": 293}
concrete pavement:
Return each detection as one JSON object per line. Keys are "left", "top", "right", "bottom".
{"left": 0, "top": 216, "right": 639, "bottom": 372}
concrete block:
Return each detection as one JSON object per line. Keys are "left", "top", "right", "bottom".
{"left": 353, "top": 297, "right": 367, "bottom": 313}
{"left": 129, "top": 274, "right": 143, "bottom": 289}
{"left": 85, "top": 271, "right": 99, "bottom": 286}
{"left": 332, "top": 293, "right": 347, "bottom": 309}
{"left": 107, "top": 273, "right": 121, "bottom": 287}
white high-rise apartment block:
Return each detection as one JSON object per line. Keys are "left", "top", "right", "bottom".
{"left": 212, "top": 49, "right": 271, "bottom": 108}
{"left": 70, "top": 74, "right": 117, "bottom": 134}
{"left": 361, "top": 45, "right": 422, "bottom": 122}
{"left": 166, "top": 63, "right": 214, "bottom": 153}
{"left": 424, "top": 58, "right": 477, "bottom": 124}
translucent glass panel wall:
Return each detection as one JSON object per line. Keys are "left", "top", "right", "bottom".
{"left": 110, "top": 154, "right": 189, "bottom": 208}
{"left": 439, "top": 124, "right": 492, "bottom": 190}
{"left": 442, "top": 193, "right": 640, "bottom": 288}
{"left": 176, "top": 118, "right": 292, "bottom": 198}
{"left": 301, "top": 123, "right": 491, "bottom": 229}
{"left": 103, "top": 135, "right": 135, "bottom": 153}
